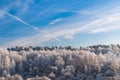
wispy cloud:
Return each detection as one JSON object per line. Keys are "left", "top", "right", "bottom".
{"left": 2, "top": 1, "right": 120, "bottom": 47}
{"left": 90, "top": 13, "right": 120, "bottom": 33}
{"left": 64, "top": 35, "right": 74, "bottom": 39}
{"left": 54, "top": 37, "right": 61, "bottom": 42}
{"left": 50, "top": 18, "right": 62, "bottom": 25}
{"left": 0, "top": 12, "right": 4, "bottom": 18}
{"left": 0, "top": 9, "right": 38, "bottom": 31}
{"left": 91, "top": 25, "right": 120, "bottom": 33}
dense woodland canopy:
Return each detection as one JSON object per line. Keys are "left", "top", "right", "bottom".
{"left": 0, "top": 44, "right": 120, "bottom": 80}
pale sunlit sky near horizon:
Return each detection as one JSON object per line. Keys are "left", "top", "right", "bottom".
{"left": 0, "top": 0, "right": 120, "bottom": 48}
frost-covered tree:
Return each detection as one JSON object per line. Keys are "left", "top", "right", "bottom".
{"left": 0, "top": 45, "right": 120, "bottom": 79}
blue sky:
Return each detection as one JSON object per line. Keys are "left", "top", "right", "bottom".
{"left": 0, "top": 0, "right": 120, "bottom": 47}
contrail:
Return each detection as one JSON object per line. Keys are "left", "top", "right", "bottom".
{"left": 0, "top": 9, "right": 38, "bottom": 31}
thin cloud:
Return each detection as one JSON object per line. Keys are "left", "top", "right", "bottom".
{"left": 90, "top": 14, "right": 120, "bottom": 33}
{"left": 0, "top": 9, "right": 38, "bottom": 31}
{"left": 50, "top": 18, "right": 62, "bottom": 25}
{"left": 2, "top": 2, "right": 120, "bottom": 47}
{"left": 91, "top": 25, "right": 120, "bottom": 33}
{"left": 54, "top": 37, "right": 61, "bottom": 42}
{"left": 64, "top": 35, "right": 74, "bottom": 39}
{"left": 3, "top": 14, "right": 120, "bottom": 47}
{"left": 0, "top": 12, "right": 4, "bottom": 18}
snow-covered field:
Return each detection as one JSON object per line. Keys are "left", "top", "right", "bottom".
{"left": 0, "top": 45, "right": 120, "bottom": 80}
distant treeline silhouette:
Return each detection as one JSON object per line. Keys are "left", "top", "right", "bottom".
{"left": 7, "top": 46, "right": 74, "bottom": 51}
{"left": 7, "top": 44, "right": 120, "bottom": 54}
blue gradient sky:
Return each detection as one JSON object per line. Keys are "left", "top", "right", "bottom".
{"left": 0, "top": 0, "right": 120, "bottom": 47}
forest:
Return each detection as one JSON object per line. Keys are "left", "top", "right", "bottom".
{"left": 0, "top": 44, "right": 120, "bottom": 80}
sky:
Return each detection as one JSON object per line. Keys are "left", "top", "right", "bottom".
{"left": 0, "top": 0, "right": 120, "bottom": 48}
